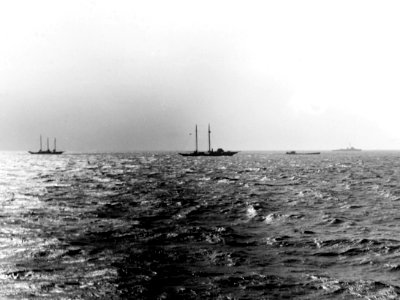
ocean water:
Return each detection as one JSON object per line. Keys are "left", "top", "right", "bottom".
{"left": 1, "top": 151, "right": 400, "bottom": 299}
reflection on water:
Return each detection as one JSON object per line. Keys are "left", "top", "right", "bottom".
{"left": 1, "top": 151, "right": 400, "bottom": 298}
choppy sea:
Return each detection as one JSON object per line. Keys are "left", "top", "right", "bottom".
{"left": 1, "top": 151, "right": 400, "bottom": 299}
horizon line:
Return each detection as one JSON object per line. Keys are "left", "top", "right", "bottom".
{"left": 3, "top": 149, "right": 400, "bottom": 153}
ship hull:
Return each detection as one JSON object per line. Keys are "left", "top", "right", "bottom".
{"left": 207, "top": 151, "right": 238, "bottom": 156}
{"left": 29, "top": 151, "right": 64, "bottom": 155}
{"left": 286, "top": 151, "right": 320, "bottom": 155}
{"left": 179, "top": 152, "right": 206, "bottom": 157}
{"left": 179, "top": 151, "right": 238, "bottom": 157}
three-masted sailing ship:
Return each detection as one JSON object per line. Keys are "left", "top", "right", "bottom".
{"left": 29, "top": 135, "right": 64, "bottom": 155}
{"left": 179, "top": 124, "right": 238, "bottom": 157}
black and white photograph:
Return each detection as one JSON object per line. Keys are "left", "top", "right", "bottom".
{"left": 2, "top": 0, "right": 400, "bottom": 299}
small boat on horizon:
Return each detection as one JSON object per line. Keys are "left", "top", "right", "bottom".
{"left": 29, "top": 135, "right": 64, "bottom": 155}
{"left": 333, "top": 146, "right": 361, "bottom": 152}
{"left": 179, "top": 124, "right": 238, "bottom": 157}
{"left": 286, "top": 151, "right": 320, "bottom": 155}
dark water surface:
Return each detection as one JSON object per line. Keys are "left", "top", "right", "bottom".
{"left": 1, "top": 151, "right": 400, "bottom": 299}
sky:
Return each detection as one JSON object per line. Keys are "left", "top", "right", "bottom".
{"left": 2, "top": 0, "right": 400, "bottom": 151}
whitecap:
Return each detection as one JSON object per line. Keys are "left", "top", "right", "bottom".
{"left": 217, "top": 179, "right": 230, "bottom": 184}
{"left": 246, "top": 205, "right": 257, "bottom": 219}
{"left": 264, "top": 213, "right": 286, "bottom": 224}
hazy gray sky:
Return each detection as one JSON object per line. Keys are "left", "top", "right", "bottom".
{"left": 2, "top": 0, "right": 400, "bottom": 151}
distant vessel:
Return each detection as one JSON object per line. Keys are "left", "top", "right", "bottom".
{"left": 179, "top": 124, "right": 238, "bottom": 157}
{"left": 286, "top": 151, "right": 320, "bottom": 155}
{"left": 29, "top": 136, "right": 64, "bottom": 155}
{"left": 333, "top": 146, "right": 361, "bottom": 152}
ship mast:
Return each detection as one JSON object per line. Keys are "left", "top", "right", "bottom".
{"left": 47, "top": 138, "right": 50, "bottom": 151}
{"left": 40, "top": 135, "right": 42, "bottom": 151}
{"left": 54, "top": 138, "right": 56, "bottom": 151}
{"left": 195, "top": 125, "right": 198, "bottom": 153}
{"left": 208, "top": 124, "right": 211, "bottom": 152}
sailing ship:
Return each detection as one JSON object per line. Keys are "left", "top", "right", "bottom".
{"left": 29, "top": 135, "right": 64, "bottom": 155}
{"left": 179, "top": 124, "right": 238, "bottom": 157}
